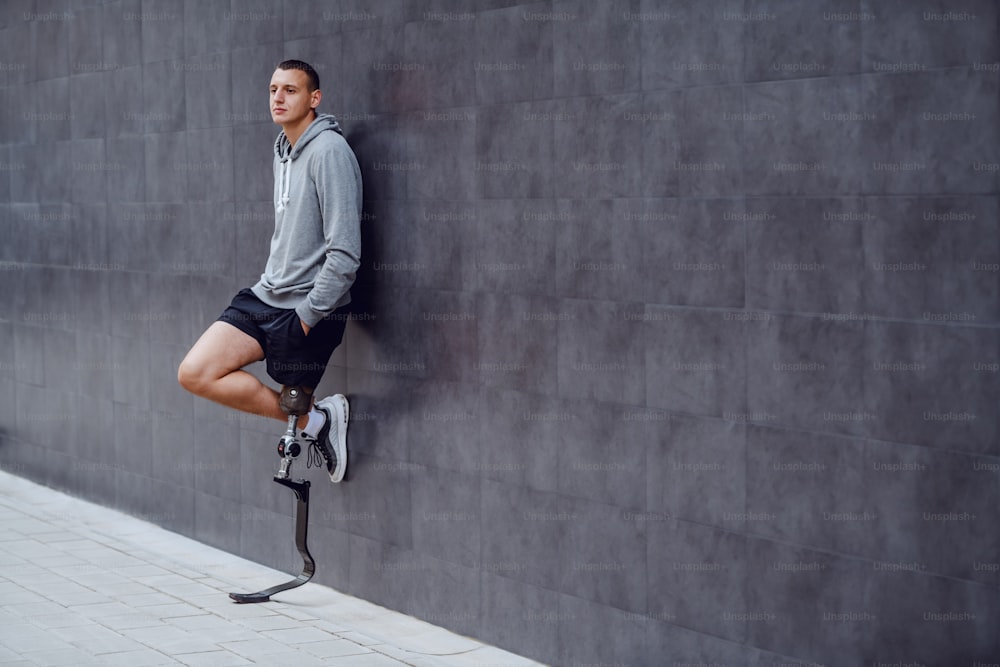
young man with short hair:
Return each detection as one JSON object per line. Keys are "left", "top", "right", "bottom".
{"left": 178, "top": 60, "right": 362, "bottom": 483}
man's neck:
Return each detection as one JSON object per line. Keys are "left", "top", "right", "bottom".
{"left": 283, "top": 111, "right": 317, "bottom": 148}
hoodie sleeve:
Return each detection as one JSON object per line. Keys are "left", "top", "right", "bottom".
{"left": 295, "top": 135, "right": 363, "bottom": 327}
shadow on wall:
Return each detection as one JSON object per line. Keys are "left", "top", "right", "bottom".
{"left": 343, "top": 120, "right": 382, "bottom": 331}
{"left": 342, "top": 116, "right": 398, "bottom": 377}
{"left": 328, "top": 119, "right": 416, "bottom": 473}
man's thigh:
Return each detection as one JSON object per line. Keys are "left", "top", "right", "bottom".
{"left": 181, "top": 321, "right": 265, "bottom": 380}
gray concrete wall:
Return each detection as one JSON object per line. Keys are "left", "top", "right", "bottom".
{"left": 1, "top": 1, "right": 998, "bottom": 664}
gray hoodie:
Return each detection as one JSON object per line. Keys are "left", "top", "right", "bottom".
{"left": 251, "top": 113, "right": 362, "bottom": 327}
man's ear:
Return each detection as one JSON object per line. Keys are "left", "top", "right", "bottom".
{"left": 311, "top": 88, "right": 322, "bottom": 110}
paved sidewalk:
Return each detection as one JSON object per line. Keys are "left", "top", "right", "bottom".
{"left": 0, "top": 471, "right": 544, "bottom": 667}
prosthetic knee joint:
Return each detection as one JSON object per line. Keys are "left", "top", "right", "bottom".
{"left": 275, "top": 385, "right": 314, "bottom": 480}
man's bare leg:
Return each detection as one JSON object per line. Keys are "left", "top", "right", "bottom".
{"left": 178, "top": 321, "right": 308, "bottom": 428}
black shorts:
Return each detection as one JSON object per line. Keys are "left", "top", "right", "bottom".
{"left": 218, "top": 288, "right": 348, "bottom": 389}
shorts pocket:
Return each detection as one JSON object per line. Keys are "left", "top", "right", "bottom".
{"left": 287, "top": 310, "right": 307, "bottom": 338}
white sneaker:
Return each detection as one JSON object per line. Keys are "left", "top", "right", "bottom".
{"left": 313, "top": 394, "right": 349, "bottom": 483}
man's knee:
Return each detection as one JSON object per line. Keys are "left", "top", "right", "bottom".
{"left": 177, "top": 356, "right": 209, "bottom": 395}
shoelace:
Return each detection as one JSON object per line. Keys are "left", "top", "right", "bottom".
{"left": 305, "top": 439, "right": 325, "bottom": 469}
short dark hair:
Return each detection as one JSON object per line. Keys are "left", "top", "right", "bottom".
{"left": 276, "top": 59, "right": 320, "bottom": 92}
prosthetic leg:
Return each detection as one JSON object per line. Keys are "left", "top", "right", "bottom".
{"left": 229, "top": 386, "right": 316, "bottom": 603}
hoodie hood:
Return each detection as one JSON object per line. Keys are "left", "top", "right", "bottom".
{"left": 273, "top": 112, "right": 344, "bottom": 161}
{"left": 274, "top": 113, "right": 344, "bottom": 212}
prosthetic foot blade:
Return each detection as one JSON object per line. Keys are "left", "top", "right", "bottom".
{"left": 229, "top": 590, "right": 272, "bottom": 604}
{"left": 228, "top": 477, "right": 314, "bottom": 604}
{"left": 228, "top": 571, "right": 314, "bottom": 604}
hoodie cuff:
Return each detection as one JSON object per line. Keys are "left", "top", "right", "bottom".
{"left": 295, "top": 304, "right": 323, "bottom": 329}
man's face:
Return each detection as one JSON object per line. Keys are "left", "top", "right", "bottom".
{"left": 269, "top": 68, "right": 318, "bottom": 125}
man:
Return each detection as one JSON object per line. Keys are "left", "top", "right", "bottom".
{"left": 178, "top": 60, "right": 362, "bottom": 483}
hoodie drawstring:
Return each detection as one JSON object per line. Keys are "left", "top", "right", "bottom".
{"left": 275, "top": 159, "right": 290, "bottom": 213}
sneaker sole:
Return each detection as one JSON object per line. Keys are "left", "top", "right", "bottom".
{"left": 319, "top": 394, "right": 349, "bottom": 483}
